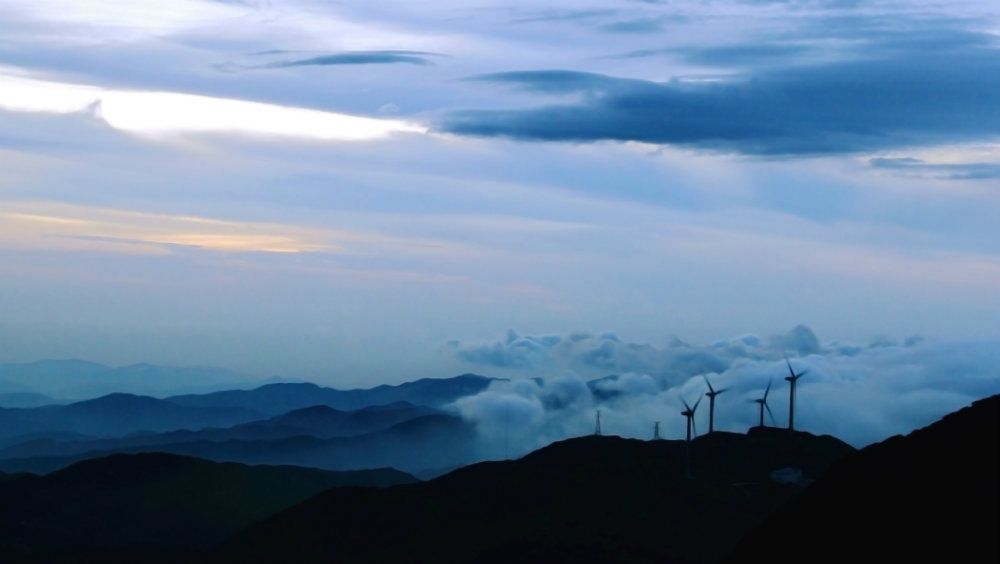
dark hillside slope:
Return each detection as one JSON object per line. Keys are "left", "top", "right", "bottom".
{"left": 725, "top": 393, "right": 1000, "bottom": 563}
{"left": 0, "top": 452, "right": 416, "bottom": 561}
{"left": 212, "top": 430, "right": 855, "bottom": 564}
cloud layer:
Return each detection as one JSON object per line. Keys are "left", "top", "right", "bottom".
{"left": 449, "top": 327, "right": 1000, "bottom": 457}
{"left": 439, "top": 47, "right": 1000, "bottom": 155}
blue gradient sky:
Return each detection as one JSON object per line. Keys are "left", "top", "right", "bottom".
{"left": 1, "top": 0, "right": 999, "bottom": 396}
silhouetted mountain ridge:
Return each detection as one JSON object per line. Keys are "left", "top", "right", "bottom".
{"left": 167, "top": 373, "right": 496, "bottom": 414}
{"left": 724, "top": 393, "right": 1000, "bottom": 563}
{"left": 0, "top": 452, "right": 417, "bottom": 561}
{"left": 0, "top": 413, "right": 477, "bottom": 476}
{"left": 4, "top": 395, "right": 995, "bottom": 563}
{"left": 0, "top": 394, "right": 266, "bottom": 443}
{"left": 210, "top": 428, "right": 856, "bottom": 563}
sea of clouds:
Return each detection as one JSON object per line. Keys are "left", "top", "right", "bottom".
{"left": 446, "top": 326, "right": 1000, "bottom": 458}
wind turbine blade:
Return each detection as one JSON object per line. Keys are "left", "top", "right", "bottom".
{"left": 785, "top": 357, "right": 795, "bottom": 377}
{"left": 692, "top": 418, "right": 697, "bottom": 438}
{"left": 717, "top": 387, "right": 729, "bottom": 395}
{"left": 764, "top": 378, "right": 772, "bottom": 400}
{"left": 692, "top": 396, "right": 702, "bottom": 412}
{"left": 682, "top": 398, "right": 692, "bottom": 412}
{"left": 703, "top": 374, "right": 715, "bottom": 394}
{"left": 765, "top": 403, "right": 776, "bottom": 425}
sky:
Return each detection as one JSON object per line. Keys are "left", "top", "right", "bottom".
{"left": 0, "top": 0, "right": 999, "bottom": 439}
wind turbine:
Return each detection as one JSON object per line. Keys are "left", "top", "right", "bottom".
{"left": 784, "top": 357, "right": 808, "bottom": 431}
{"left": 752, "top": 379, "right": 776, "bottom": 428}
{"left": 680, "top": 396, "right": 701, "bottom": 442}
{"left": 703, "top": 375, "right": 728, "bottom": 434}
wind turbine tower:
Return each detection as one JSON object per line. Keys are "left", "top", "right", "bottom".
{"left": 784, "top": 358, "right": 808, "bottom": 431}
{"left": 680, "top": 396, "right": 701, "bottom": 480}
{"left": 594, "top": 409, "right": 601, "bottom": 436}
{"left": 653, "top": 421, "right": 661, "bottom": 440}
{"left": 752, "top": 379, "right": 775, "bottom": 428}
{"left": 680, "top": 396, "right": 701, "bottom": 442}
{"left": 703, "top": 375, "right": 728, "bottom": 434}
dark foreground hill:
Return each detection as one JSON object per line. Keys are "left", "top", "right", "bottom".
{"left": 0, "top": 452, "right": 417, "bottom": 562}
{"left": 210, "top": 429, "right": 856, "bottom": 564}
{"left": 724, "top": 393, "right": 1000, "bottom": 563}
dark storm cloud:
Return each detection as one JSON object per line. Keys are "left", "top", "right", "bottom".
{"left": 869, "top": 157, "right": 1000, "bottom": 180}
{"left": 438, "top": 45, "right": 1000, "bottom": 155}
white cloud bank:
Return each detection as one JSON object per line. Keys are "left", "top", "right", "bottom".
{"left": 0, "top": 71, "right": 426, "bottom": 142}
{"left": 449, "top": 327, "right": 1000, "bottom": 458}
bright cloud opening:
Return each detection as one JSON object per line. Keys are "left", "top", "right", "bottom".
{"left": 0, "top": 72, "right": 427, "bottom": 142}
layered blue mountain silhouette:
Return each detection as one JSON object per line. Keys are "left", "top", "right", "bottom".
{"left": 0, "top": 374, "right": 493, "bottom": 476}
{"left": 0, "top": 381, "right": 996, "bottom": 563}
{"left": 166, "top": 373, "right": 494, "bottom": 413}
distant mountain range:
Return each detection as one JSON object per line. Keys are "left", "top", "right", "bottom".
{"left": 0, "top": 359, "right": 265, "bottom": 400}
{"left": 165, "top": 373, "right": 496, "bottom": 413}
{"left": 0, "top": 359, "right": 498, "bottom": 407}
{"left": 0, "top": 412, "right": 477, "bottom": 476}
{"left": 0, "top": 393, "right": 266, "bottom": 444}
{"left": 0, "top": 400, "right": 441, "bottom": 454}
{"left": 0, "top": 394, "right": 995, "bottom": 563}
{"left": 0, "top": 374, "right": 495, "bottom": 476}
